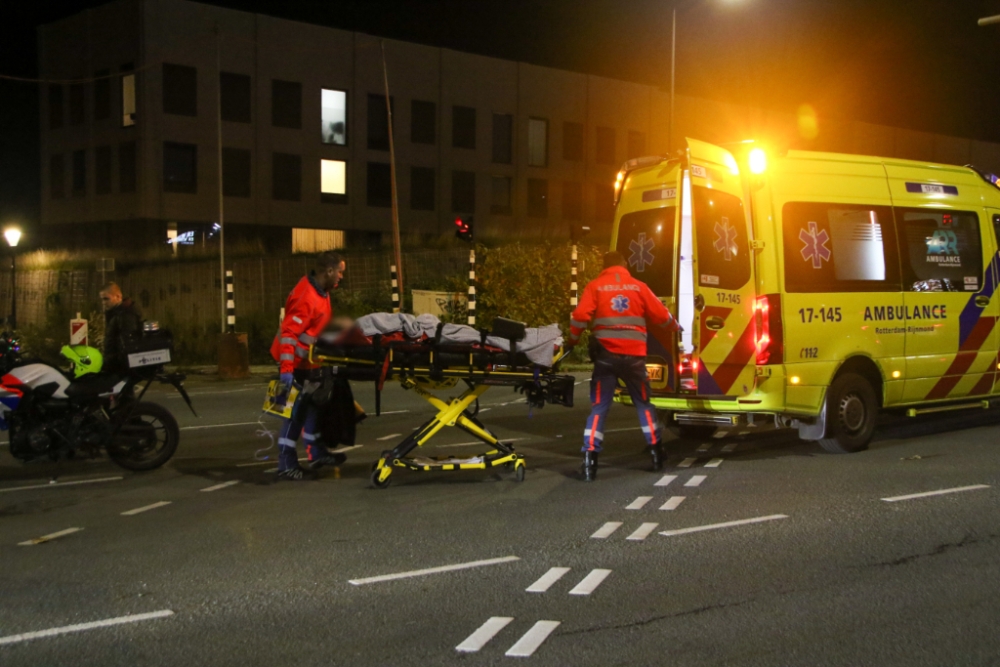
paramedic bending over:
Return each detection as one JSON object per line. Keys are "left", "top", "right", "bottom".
{"left": 270, "top": 251, "right": 346, "bottom": 481}
{"left": 567, "top": 251, "right": 680, "bottom": 481}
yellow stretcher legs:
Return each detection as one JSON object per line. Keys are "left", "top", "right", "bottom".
{"left": 370, "top": 380, "right": 526, "bottom": 489}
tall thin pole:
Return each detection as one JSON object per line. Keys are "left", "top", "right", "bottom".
{"left": 216, "top": 25, "right": 226, "bottom": 333}
{"left": 669, "top": 8, "right": 676, "bottom": 155}
{"left": 9, "top": 252, "right": 16, "bottom": 331}
{"left": 381, "top": 41, "right": 403, "bottom": 310}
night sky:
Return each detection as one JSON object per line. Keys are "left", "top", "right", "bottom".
{"left": 3, "top": 0, "right": 1000, "bottom": 229}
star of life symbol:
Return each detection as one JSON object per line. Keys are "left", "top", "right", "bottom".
{"left": 713, "top": 217, "right": 738, "bottom": 261}
{"left": 611, "top": 294, "right": 630, "bottom": 313}
{"left": 799, "top": 221, "right": 831, "bottom": 269}
{"left": 629, "top": 233, "right": 655, "bottom": 273}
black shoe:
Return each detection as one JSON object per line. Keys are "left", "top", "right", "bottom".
{"left": 309, "top": 451, "right": 347, "bottom": 470}
{"left": 650, "top": 445, "right": 665, "bottom": 472}
{"left": 582, "top": 451, "right": 599, "bottom": 482}
{"left": 277, "top": 466, "right": 316, "bottom": 481}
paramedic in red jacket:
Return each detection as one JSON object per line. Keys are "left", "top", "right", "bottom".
{"left": 568, "top": 251, "right": 680, "bottom": 481}
{"left": 270, "top": 251, "right": 346, "bottom": 481}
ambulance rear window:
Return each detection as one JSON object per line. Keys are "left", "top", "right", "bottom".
{"left": 897, "top": 209, "right": 983, "bottom": 292}
{"left": 782, "top": 203, "right": 900, "bottom": 293}
{"left": 616, "top": 206, "right": 676, "bottom": 297}
{"left": 692, "top": 187, "right": 750, "bottom": 290}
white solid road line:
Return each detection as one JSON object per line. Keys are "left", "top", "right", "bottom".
{"left": 121, "top": 501, "right": 172, "bottom": 516}
{"left": 721, "top": 443, "right": 738, "bottom": 453}
{"left": 456, "top": 616, "right": 514, "bottom": 653}
{"left": 590, "top": 522, "right": 623, "bottom": 539}
{"left": 626, "top": 522, "right": 659, "bottom": 541}
{"left": 654, "top": 474, "right": 678, "bottom": 487}
{"left": 660, "top": 514, "right": 788, "bottom": 537}
{"left": 18, "top": 527, "right": 83, "bottom": 546}
{"left": 0, "top": 610, "right": 175, "bottom": 646}
{"left": 685, "top": 475, "right": 707, "bottom": 488}
{"left": 626, "top": 496, "right": 653, "bottom": 510}
{"left": 505, "top": 620, "right": 561, "bottom": 657}
{"left": 568, "top": 569, "right": 611, "bottom": 596}
{"left": 376, "top": 433, "right": 403, "bottom": 441}
{"left": 677, "top": 457, "right": 696, "bottom": 468}
{"left": 526, "top": 567, "right": 571, "bottom": 593}
{"left": 882, "top": 484, "right": 990, "bottom": 503}
{"left": 349, "top": 555, "right": 520, "bottom": 585}
{"left": 704, "top": 458, "right": 724, "bottom": 468}
{"left": 660, "top": 496, "right": 686, "bottom": 511}
{"left": 180, "top": 421, "right": 260, "bottom": 431}
{"left": 0, "top": 476, "right": 123, "bottom": 494}
{"left": 200, "top": 480, "right": 240, "bottom": 492}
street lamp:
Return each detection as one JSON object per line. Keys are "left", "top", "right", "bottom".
{"left": 4, "top": 226, "right": 21, "bottom": 331}
{"left": 978, "top": 15, "right": 1000, "bottom": 26}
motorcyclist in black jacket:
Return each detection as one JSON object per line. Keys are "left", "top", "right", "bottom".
{"left": 100, "top": 282, "right": 143, "bottom": 375}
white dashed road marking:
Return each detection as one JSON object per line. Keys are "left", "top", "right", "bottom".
{"left": 349, "top": 555, "right": 520, "bottom": 585}
{"left": 568, "top": 569, "right": 611, "bottom": 596}
{"left": 721, "top": 443, "right": 738, "bottom": 452}
{"left": 660, "top": 514, "right": 788, "bottom": 537}
{"left": 201, "top": 480, "right": 240, "bottom": 492}
{"left": 456, "top": 616, "right": 514, "bottom": 653}
{"left": 17, "top": 527, "right": 83, "bottom": 546}
{"left": 660, "top": 496, "right": 685, "bottom": 510}
{"left": 526, "top": 567, "right": 571, "bottom": 593}
{"left": 0, "top": 610, "right": 175, "bottom": 646}
{"left": 626, "top": 496, "right": 653, "bottom": 510}
{"left": 505, "top": 620, "right": 561, "bottom": 657}
{"left": 0, "top": 476, "right": 123, "bottom": 494}
{"left": 677, "top": 457, "right": 696, "bottom": 468}
{"left": 696, "top": 443, "right": 711, "bottom": 452}
{"left": 377, "top": 433, "right": 403, "bottom": 441}
{"left": 685, "top": 475, "right": 707, "bottom": 487}
{"left": 591, "top": 522, "right": 623, "bottom": 539}
{"left": 881, "top": 484, "right": 990, "bottom": 502}
{"left": 180, "top": 421, "right": 260, "bottom": 431}
{"left": 626, "top": 522, "right": 659, "bottom": 541}
{"left": 121, "top": 501, "right": 172, "bottom": 516}
{"left": 704, "top": 458, "right": 724, "bottom": 468}
{"left": 654, "top": 474, "right": 677, "bottom": 487}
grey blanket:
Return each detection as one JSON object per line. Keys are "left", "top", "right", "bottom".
{"left": 354, "top": 313, "right": 563, "bottom": 367}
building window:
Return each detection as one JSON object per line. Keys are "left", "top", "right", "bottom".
{"left": 528, "top": 118, "right": 548, "bottom": 167}
{"left": 162, "top": 63, "right": 197, "bottom": 116}
{"left": 321, "top": 89, "right": 347, "bottom": 145}
{"left": 163, "top": 142, "right": 197, "bottom": 194}
{"left": 223, "top": 148, "right": 251, "bottom": 198}
{"left": 491, "top": 176, "right": 512, "bottom": 215}
{"left": 72, "top": 149, "right": 86, "bottom": 197}
{"left": 596, "top": 127, "right": 616, "bottom": 165}
{"left": 220, "top": 72, "right": 251, "bottom": 123}
{"left": 492, "top": 113, "right": 513, "bottom": 164}
{"left": 272, "top": 79, "right": 302, "bottom": 129}
{"left": 321, "top": 159, "right": 347, "bottom": 204}
{"left": 367, "top": 162, "right": 392, "bottom": 207}
{"left": 562, "top": 181, "right": 582, "bottom": 220}
{"left": 49, "top": 85, "right": 63, "bottom": 129}
{"left": 272, "top": 152, "right": 301, "bottom": 201}
{"left": 69, "top": 84, "right": 85, "bottom": 125}
{"left": 411, "top": 100, "right": 436, "bottom": 145}
{"left": 627, "top": 130, "right": 646, "bottom": 159}
{"left": 94, "top": 70, "right": 110, "bottom": 121}
{"left": 293, "top": 229, "right": 345, "bottom": 253}
{"left": 410, "top": 166, "right": 435, "bottom": 211}
{"left": 563, "top": 122, "right": 584, "bottom": 161}
{"left": 119, "top": 141, "right": 136, "bottom": 193}
{"left": 595, "top": 183, "right": 615, "bottom": 222}
{"left": 121, "top": 65, "right": 136, "bottom": 127}
{"left": 95, "top": 146, "right": 112, "bottom": 195}
{"left": 50, "top": 154, "right": 65, "bottom": 199}
{"left": 367, "top": 94, "right": 393, "bottom": 151}
{"left": 452, "top": 170, "right": 475, "bottom": 213}
{"left": 528, "top": 178, "right": 548, "bottom": 218}
{"left": 452, "top": 105, "right": 476, "bottom": 150}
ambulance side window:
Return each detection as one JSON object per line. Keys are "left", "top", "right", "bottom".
{"left": 782, "top": 203, "right": 900, "bottom": 293}
{"left": 896, "top": 209, "right": 983, "bottom": 292}
{"left": 691, "top": 186, "right": 750, "bottom": 290}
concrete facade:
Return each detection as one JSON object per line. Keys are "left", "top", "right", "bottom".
{"left": 38, "top": 0, "right": 1000, "bottom": 251}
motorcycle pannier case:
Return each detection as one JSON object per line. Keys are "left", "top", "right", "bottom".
{"left": 124, "top": 329, "right": 174, "bottom": 368}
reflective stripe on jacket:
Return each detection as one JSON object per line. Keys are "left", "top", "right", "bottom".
{"left": 270, "top": 275, "right": 332, "bottom": 373}
{"left": 568, "top": 265, "right": 678, "bottom": 357}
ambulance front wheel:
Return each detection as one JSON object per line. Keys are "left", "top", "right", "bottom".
{"left": 818, "top": 373, "right": 877, "bottom": 454}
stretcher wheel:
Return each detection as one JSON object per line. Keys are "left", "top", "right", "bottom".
{"left": 371, "top": 468, "right": 392, "bottom": 489}
{"left": 514, "top": 460, "right": 526, "bottom": 482}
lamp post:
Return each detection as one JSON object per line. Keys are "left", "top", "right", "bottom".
{"left": 978, "top": 15, "right": 1000, "bottom": 26}
{"left": 4, "top": 227, "right": 21, "bottom": 331}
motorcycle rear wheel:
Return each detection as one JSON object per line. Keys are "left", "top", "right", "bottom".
{"left": 107, "top": 402, "right": 179, "bottom": 471}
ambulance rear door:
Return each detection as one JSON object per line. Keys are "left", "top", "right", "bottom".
{"left": 685, "top": 138, "right": 757, "bottom": 398}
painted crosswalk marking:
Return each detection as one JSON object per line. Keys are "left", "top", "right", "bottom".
{"left": 626, "top": 496, "right": 653, "bottom": 510}
{"left": 660, "top": 496, "right": 685, "bottom": 510}
{"left": 704, "top": 458, "right": 724, "bottom": 468}
{"left": 505, "top": 620, "right": 560, "bottom": 657}
{"left": 526, "top": 567, "right": 570, "bottom": 593}
{"left": 654, "top": 474, "right": 677, "bottom": 487}
{"left": 721, "top": 443, "right": 738, "bottom": 453}
{"left": 590, "top": 522, "right": 623, "bottom": 539}
{"left": 626, "top": 522, "right": 659, "bottom": 541}
{"left": 696, "top": 443, "right": 711, "bottom": 452}
{"left": 685, "top": 475, "right": 707, "bottom": 487}
{"left": 456, "top": 616, "right": 513, "bottom": 653}
{"left": 569, "top": 569, "right": 611, "bottom": 596}
{"left": 677, "top": 457, "right": 696, "bottom": 468}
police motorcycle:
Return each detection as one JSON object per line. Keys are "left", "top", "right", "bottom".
{"left": 0, "top": 324, "right": 195, "bottom": 471}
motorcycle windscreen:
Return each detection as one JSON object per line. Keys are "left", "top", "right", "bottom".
{"left": 686, "top": 138, "right": 757, "bottom": 397}
{"left": 613, "top": 163, "right": 682, "bottom": 392}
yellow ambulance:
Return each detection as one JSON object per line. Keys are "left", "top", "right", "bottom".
{"left": 611, "top": 138, "right": 1000, "bottom": 453}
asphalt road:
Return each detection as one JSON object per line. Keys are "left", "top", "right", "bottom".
{"left": 2, "top": 374, "right": 999, "bottom": 666}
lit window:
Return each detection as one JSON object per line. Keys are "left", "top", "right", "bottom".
{"left": 321, "top": 89, "right": 347, "bottom": 145}
{"left": 293, "top": 228, "right": 345, "bottom": 253}
{"left": 321, "top": 159, "right": 347, "bottom": 204}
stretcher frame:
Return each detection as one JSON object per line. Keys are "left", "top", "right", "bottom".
{"left": 308, "top": 319, "right": 574, "bottom": 489}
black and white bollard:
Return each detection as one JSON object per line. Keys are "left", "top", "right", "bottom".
{"left": 570, "top": 245, "right": 579, "bottom": 308}
{"left": 225, "top": 270, "right": 235, "bottom": 333}
{"left": 391, "top": 264, "right": 400, "bottom": 314}
{"left": 467, "top": 249, "right": 476, "bottom": 326}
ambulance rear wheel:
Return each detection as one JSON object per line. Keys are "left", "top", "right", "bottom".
{"left": 819, "top": 373, "right": 877, "bottom": 454}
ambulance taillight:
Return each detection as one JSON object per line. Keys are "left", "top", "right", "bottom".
{"left": 755, "top": 295, "right": 783, "bottom": 365}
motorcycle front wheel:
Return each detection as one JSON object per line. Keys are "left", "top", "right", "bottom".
{"left": 107, "top": 401, "right": 180, "bottom": 471}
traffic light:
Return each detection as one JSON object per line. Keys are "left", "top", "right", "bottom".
{"left": 455, "top": 215, "right": 474, "bottom": 243}
{"left": 570, "top": 224, "right": 591, "bottom": 243}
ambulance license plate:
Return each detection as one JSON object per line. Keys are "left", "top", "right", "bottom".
{"left": 646, "top": 365, "right": 664, "bottom": 381}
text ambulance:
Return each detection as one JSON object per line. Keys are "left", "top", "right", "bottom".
{"left": 612, "top": 138, "right": 1000, "bottom": 453}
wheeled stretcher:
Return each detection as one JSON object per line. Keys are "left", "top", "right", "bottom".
{"left": 307, "top": 317, "right": 575, "bottom": 489}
